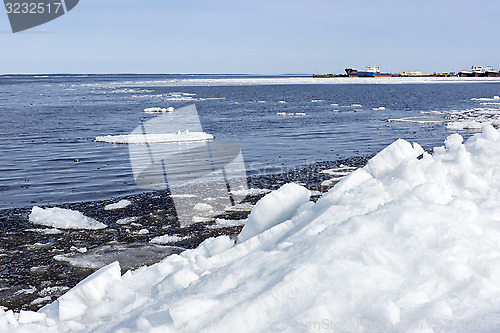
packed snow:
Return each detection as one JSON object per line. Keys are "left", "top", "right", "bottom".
{"left": 7, "top": 126, "right": 500, "bottom": 332}
{"left": 95, "top": 131, "right": 214, "bottom": 144}
{"left": 29, "top": 207, "right": 107, "bottom": 230}
{"left": 104, "top": 199, "right": 131, "bottom": 211}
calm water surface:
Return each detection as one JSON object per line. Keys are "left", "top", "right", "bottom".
{"left": 1, "top": 74, "right": 498, "bottom": 209}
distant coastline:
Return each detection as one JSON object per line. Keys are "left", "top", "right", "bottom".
{"left": 314, "top": 65, "right": 500, "bottom": 78}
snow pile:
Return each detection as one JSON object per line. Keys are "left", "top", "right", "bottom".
{"left": 104, "top": 199, "right": 131, "bottom": 211}
{"left": 8, "top": 126, "right": 500, "bottom": 332}
{"left": 95, "top": 131, "right": 214, "bottom": 144}
{"left": 29, "top": 207, "right": 107, "bottom": 230}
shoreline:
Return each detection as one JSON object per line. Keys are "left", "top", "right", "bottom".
{"left": 0, "top": 156, "right": 370, "bottom": 312}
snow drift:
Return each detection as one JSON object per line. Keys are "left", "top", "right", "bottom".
{"left": 5, "top": 126, "right": 500, "bottom": 332}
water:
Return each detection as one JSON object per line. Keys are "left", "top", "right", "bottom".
{"left": 1, "top": 74, "right": 499, "bottom": 210}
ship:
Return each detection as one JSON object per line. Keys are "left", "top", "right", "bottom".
{"left": 459, "top": 66, "right": 500, "bottom": 77}
{"left": 346, "top": 66, "right": 392, "bottom": 77}
{"left": 345, "top": 68, "right": 359, "bottom": 77}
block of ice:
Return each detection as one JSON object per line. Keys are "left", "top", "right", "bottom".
{"left": 104, "top": 199, "right": 131, "bottom": 210}
{"left": 56, "top": 261, "right": 121, "bottom": 321}
{"left": 238, "top": 183, "right": 310, "bottom": 242}
{"left": 29, "top": 206, "right": 107, "bottom": 230}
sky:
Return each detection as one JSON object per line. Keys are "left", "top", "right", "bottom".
{"left": 1, "top": 0, "right": 499, "bottom": 74}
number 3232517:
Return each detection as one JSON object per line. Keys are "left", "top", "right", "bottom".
{"left": 5, "top": 2, "right": 63, "bottom": 14}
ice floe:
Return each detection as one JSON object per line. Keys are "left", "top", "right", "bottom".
{"left": 277, "top": 112, "right": 307, "bottom": 117}
{"left": 471, "top": 95, "right": 500, "bottom": 101}
{"left": 29, "top": 207, "right": 107, "bottom": 230}
{"left": 8, "top": 126, "right": 500, "bottom": 332}
{"left": 143, "top": 107, "right": 174, "bottom": 113}
{"left": 387, "top": 116, "right": 445, "bottom": 124}
{"left": 95, "top": 131, "right": 214, "bottom": 144}
{"left": 54, "top": 243, "right": 183, "bottom": 270}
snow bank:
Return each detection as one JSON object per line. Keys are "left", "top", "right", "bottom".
{"left": 95, "top": 131, "right": 214, "bottom": 144}
{"left": 8, "top": 126, "right": 500, "bottom": 332}
{"left": 29, "top": 207, "right": 107, "bottom": 230}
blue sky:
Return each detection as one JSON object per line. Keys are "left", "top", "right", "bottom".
{"left": 1, "top": 0, "right": 499, "bottom": 74}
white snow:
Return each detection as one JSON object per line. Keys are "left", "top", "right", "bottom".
{"left": 8, "top": 126, "right": 500, "bottom": 332}
{"left": 104, "top": 199, "right": 131, "bottom": 211}
{"left": 95, "top": 131, "right": 214, "bottom": 144}
{"left": 29, "top": 207, "right": 107, "bottom": 230}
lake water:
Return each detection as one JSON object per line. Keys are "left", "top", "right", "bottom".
{"left": 1, "top": 74, "right": 499, "bottom": 209}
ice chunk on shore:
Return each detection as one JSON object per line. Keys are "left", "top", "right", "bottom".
{"left": 150, "top": 235, "right": 189, "bottom": 244}
{"left": 95, "top": 131, "right": 214, "bottom": 144}
{"left": 56, "top": 261, "right": 122, "bottom": 321}
{"left": 104, "top": 199, "right": 131, "bottom": 210}
{"left": 238, "top": 183, "right": 310, "bottom": 242}
{"left": 29, "top": 207, "right": 107, "bottom": 230}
